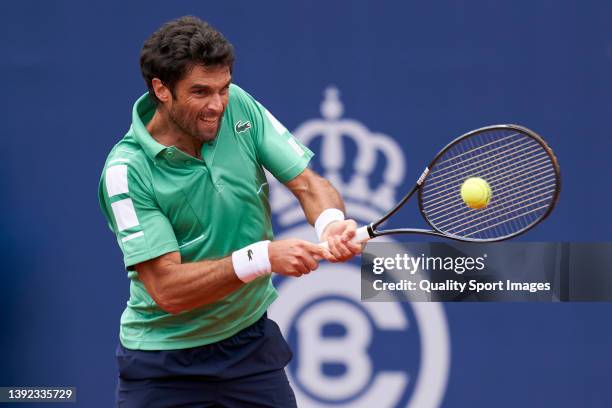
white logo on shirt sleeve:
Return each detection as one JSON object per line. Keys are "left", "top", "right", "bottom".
{"left": 264, "top": 109, "right": 288, "bottom": 135}
{"left": 287, "top": 137, "right": 305, "bottom": 157}
{"left": 106, "top": 164, "right": 129, "bottom": 197}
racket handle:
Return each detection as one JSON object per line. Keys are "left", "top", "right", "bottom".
{"left": 319, "top": 225, "right": 372, "bottom": 250}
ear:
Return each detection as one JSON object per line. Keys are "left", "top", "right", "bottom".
{"left": 151, "top": 78, "right": 172, "bottom": 103}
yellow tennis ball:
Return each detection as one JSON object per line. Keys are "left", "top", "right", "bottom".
{"left": 460, "top": 177, "right": 492, "bottom": 209}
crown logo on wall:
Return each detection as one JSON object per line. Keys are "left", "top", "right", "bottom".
{"left": 269, "top": 86, "right": 406, "bottom": 228}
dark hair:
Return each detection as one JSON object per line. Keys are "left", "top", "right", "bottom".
{"left": 140, "top": 16, "right": 235, "bottom": 104}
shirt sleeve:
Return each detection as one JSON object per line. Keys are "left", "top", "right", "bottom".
{"left": 233, "top": 85, "right": 314, "bottom": 183}
{"left": 99, "top": 161, "right": 179, "bottom": 269}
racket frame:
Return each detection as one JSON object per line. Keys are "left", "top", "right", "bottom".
{"left": 363, "top": 124, "right": 561, "bottom": 243}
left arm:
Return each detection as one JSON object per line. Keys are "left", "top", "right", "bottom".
{"left": 284, "top": 168, "right": 344, "bottom": 224}
{"left": 233, "top": 86, "right": 361, "bottom": 261}
{"left": 285, "top": 168, "right": 362, "bottom": 261}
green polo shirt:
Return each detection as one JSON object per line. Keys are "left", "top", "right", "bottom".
{"left": 98, "top": 84, "right": 313, "bottom": 350}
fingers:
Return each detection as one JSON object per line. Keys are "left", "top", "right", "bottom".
{"left": 303, "top": 241, "right": 336, "bottom": 262}
{"left": 340, "top": 219, "right": 358, "bottom": 242}
{"left": 299, "top": 248, "right": 319, "bottom": 272}
{"left": 270, "top": 232, "right": 363, "bottom": 279}
{"left": 344, "top": 239, "right": 363, "bottom": 254}
{"left": 326, "top": 220, "right": 363, "bottom": 262}
{"left": 285, "top": 246, "right": 320, "bottom": 277}
{"left": 328, "top": 234, "right": 351, "bottom": 260}
{"left": 270, "top": 239, "right": 330, "bottom": 277}
{"left": 317, "top": 219, "right": 361, "bottom": 263}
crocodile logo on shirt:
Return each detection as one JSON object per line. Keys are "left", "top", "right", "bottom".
{"left": 247, "top": 249, "right": 254, "bottom": 261}
{"left": 235, "top": 120, "right": 252, "bottom": 134}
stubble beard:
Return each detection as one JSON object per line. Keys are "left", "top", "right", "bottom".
{"left": 169, "top": 104, "right": 222, "bottom": 144}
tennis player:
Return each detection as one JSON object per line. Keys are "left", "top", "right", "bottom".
{"left": 98, "top": 16, "right": 361, "bottom": 407}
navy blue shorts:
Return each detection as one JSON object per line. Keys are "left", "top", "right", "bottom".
{"left": 116, "top": 313, "right": 297, "bottom": 408}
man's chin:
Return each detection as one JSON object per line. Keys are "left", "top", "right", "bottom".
{"left": 196, "top": 134, "right": 217, "bottom": 143}
{"left": 195, "top": 127, "right": 220, "bottom": 143}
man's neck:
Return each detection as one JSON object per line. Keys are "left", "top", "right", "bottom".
{"left": 146, "top": 110, "right": 203, "bottom": 159}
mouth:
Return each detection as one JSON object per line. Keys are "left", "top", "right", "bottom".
{"left": 199, "top": 117, "right": 219, "bottom": 126}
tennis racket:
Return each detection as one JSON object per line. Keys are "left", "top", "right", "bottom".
{"left": 323, "top": 124, "right": 561, "bottom": 245}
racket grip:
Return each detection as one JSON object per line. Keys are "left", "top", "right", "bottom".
{"left": 319, "top": 225, "right": 372, "bottom": 250}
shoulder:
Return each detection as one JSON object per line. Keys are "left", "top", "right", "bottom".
{"left": 100, "top": 130, "right": 153, "bottom": 192}
{"left": 227, "top": 83, "right": 255, "bottom": 116}
{"left": 227, "top": 83, "right": 285, "bottom": 134}
{"left": 229, "top": 83, "right": 253, "bottom": 103}
{"left": 229, "top": 83, "right": 270, "bottom": 115}
{"left": 104, "top": 130, "right": 149, "bottom": 167}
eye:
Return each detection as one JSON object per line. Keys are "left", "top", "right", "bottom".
{"left": 220, "top": 86, "right": 229, "bottom": 95}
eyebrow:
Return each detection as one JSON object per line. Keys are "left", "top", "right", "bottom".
{"left": 190, "top": 78, "right": 232, "bottom": 91}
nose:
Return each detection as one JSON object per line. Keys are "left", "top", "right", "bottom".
{"left": 207, "top": 93, "right": 223, "bottom": 113}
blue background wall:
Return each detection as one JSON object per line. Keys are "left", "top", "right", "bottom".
{"left": 2, "top": 1, "right": 611, "bottom": 407}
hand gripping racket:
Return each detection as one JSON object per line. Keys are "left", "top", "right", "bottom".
{"left": 324, "top": 124, "right": 561, "bottom": 246}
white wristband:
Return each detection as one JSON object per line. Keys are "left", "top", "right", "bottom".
{"left": 232, "top": 240, "right": 272, "bottom": 283}
{"left": 315, "top": 208, "right": 345, "bottom": 241}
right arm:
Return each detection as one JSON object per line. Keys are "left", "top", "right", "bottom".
{"left": 135, "top": 251, "right": 240, "bottom": 315}
{"left": 100, "top": 156, "right": 331, "bottom": 316}
{"left": 136, "top": 239, "right": 332, "bottom": 315}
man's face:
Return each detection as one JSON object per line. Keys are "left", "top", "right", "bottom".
{"left": 166, "top": 65, "right": 231, "bottom": 143}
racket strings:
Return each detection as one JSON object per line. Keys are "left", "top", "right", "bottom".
{"left": 424, "top": 162, "right": 554, "bottom": 216}
{"left": 424, "top": 155, "right": 551, "bottom": 211}
{"left": 463, "top": 205, "right": 550, "bottom": 237}
{"left": 424, "top": 139, "right": 540, "bottom": 193}
{"left": 446, "top": 194, "right": 553, "bottom": 235}
{"left": 427, "top": 134, "right": 525, "bottom": 180}
{"left": 432, "top": 133, "right": 519, "bottom": 167}
{"left": 429, "top": 179, "right": 555, "bottom": 224}
{"left": 419, "top": 129, "right": 558, "bottom": 240}
{"left": 423, "top": 134, "right": 551, "bottom": 211}
{"left": 427, "top": 172, "right": 556, "bottom": 238}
